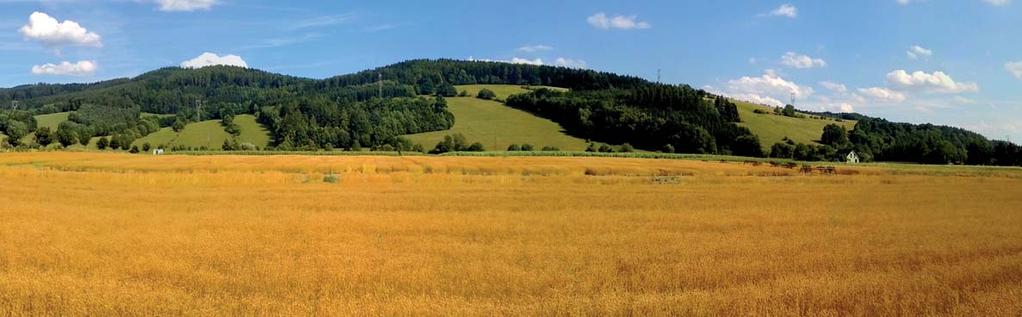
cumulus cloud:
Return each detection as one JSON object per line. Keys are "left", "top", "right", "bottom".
{"left": 554, "top": 58, "right": 587, "bottom": 68}
{"left": 983, "top": 0, "right": 1011, "bottom": 6}
{"left": 886, "top": 70, "right": 979, "bottom": 93}
{"left": 156, "top": 0, "right": 217, "bottom": 12}
{"left": 906, "top": 45, "right": 933, "bottom": 59}
{"left": 819, "top": 81, "right": 847, "bottom": 93}
{"left": 1005, "top": 61, "right": 1022, "bottom": 79}
{"left": 720, "top": 71, "right": 813, "bottom": 106}
{"left": 509, "top": 57, "right": 544, "bottom": 65}
{"left": 781, "top": 52, "right": 826, "bottom": 69}
{"left": 858, "top": 87, "right": 907, "bottom": 103}
{"left": 180, "top": 52, "right": 248, "bottom": 68}
{"left": 517, "top": 45, "right": 553, "bottom": 53}
{"left": 587, "top": 13, "right": 651, "bottom": 30}
{"left": 19, "top": 12, "right": 102, "bottom": 47}
{"left": 765, "top": 4, "right": 798, "bottom": 18}
{"left": 31, "top": 60, "right": 97, "bottom": 76}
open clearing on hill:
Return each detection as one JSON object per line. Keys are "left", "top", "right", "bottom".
{"left": 735, "top": 100, "right": 857, "bottom": 149}
{"left": 33, "top": 112, "right": 70, "bottom": 131}
{"left": 128, "top": 115, "right": 271, "bottom": 150}
{"left": 0, "top": 152, "right": 1020, "bottom": 315}
{"left": 234, "top": 114, "right": 271, "bottom": 146}
{"left": 404, "top": 96, "right": 588, "bottom": 151}
{"left": 456, "top": 84, "right": 566, "bottom": 101}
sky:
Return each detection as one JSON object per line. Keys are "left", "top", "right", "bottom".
{"left": 1, "top": 0, "right": 1021, "bottom": 141}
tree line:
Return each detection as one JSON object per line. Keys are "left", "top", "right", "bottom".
{"left": 504, "top": 86, "right": 762, "bottom": 156}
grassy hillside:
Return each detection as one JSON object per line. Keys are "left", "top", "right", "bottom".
{"left": 127, "top": 116, "right": 271, "bottom": 150}
{"left": 456, "top": 84, "right": 566, "bottom": 101}
{"left": 173, "top": 120, "right": 231, "bottom": 149}
{"left": 404, "top": 96, "right": 588, "bottom": 151}
{"left": 34, "top": 112, "right": 70, "bottom": 130}
{"left": 735, "top": 100, "right": 857, "bottom": 149}
{"left": 234, "top": 114, "right": 271, "bottom": 147}
{"left": 131, "top": 127, "right": 178, "bottom": 149}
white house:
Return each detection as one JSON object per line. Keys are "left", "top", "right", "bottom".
{"left": 845, "top": 151, "right": 860, "bottom": 164}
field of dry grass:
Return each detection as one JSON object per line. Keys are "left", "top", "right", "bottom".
{"left": 1, "top": 152, "right": 1021, "bottom": 316}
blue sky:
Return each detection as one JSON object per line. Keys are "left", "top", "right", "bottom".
{"left": 1, "top": 0, "right": 1021, "bottom": 141}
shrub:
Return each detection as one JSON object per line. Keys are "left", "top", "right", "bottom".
{"left": 507, "top": 144, "right": 522, "bottom": 151}
{"left": 323, "top": 174, "right": 341, "bottom": 183}
{"left": 620, "top": 143, "right": 634, "bottom": 153}
{"left": 96, "top": 137, "right": 109, "bottom": 150}
{"left": 662, "top": 144, "right": 675, "bottom": 153}
{"left": 476, "top": 88, "right": 497, "bottom": 100}
{"left": 129, "top": 145, "right": 140, "bottom": 154}
{"left": 520, "top": 144, "right": 534, "bottom": 151}
{"left": 467, "top": 142, "right": 485, "bottom": 152}
{"left": 541, "top": 146, "right": 560, "bottom": 151}
{"left": 598, "top": 144, "right": 613, "bottom": 153}
{"left": 142, "top": 143, "right": 152, "bottom": 152}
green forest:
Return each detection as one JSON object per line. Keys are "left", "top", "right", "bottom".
{"left": 1, "top": 59, "right": 1020, "bottom": 166}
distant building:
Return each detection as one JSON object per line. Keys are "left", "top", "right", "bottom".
{"left": 845, "top": 151, "right": 860, "bottom": 164}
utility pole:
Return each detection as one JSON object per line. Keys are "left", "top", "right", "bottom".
{"left": 195, "top": 99, "right": 202, "bottom": 122}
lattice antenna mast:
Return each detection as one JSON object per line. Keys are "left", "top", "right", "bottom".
{"left": 656, "top": 69, "right": 661, "bottom": 84}
{"left": 790, "top": 92, "right": 796, "bottom": 107}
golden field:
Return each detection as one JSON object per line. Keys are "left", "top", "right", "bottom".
{"left": 1, "top": 152, "right": 1021, "bottom": 316}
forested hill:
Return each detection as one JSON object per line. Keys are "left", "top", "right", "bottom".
{"left": 0, "top": 59, "right": 1019, "bottom": 166}
{"left": 318, "top": 59, "right": 650, "bottom": 92}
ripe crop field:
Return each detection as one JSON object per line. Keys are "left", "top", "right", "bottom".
{"left": 1, "top": 152, "right": 1021, "bottom": 316}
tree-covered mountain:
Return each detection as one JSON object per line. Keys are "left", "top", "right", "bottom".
{"left": 0, "top": 59, "right": 1019, "bottom": 166}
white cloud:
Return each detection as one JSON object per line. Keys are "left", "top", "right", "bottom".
{"left": 1005, "top": 61, "right": 1022, "bottom": 79}
{"left": 896, "top": 0, "right": 923, "bottom": 5}
{"left": 19, "top": 12, "right": 102, "bottom": 47}
{"left": 886, "top": 70, "right": 979, "bottom": 93}
{"left": 510, "top": 57, "right": 543, "bottom": 65}
{"left": 587, "top": 12, "right": 651, "bottom": 30}
{"left": 906, "top": 45, "right": 933, "bottom": 59}
{"left": 287, "top": 14, "right": 354, "bottom": 30}
{"left": 766, "top": 4, "right": 798, "bottom": 18}
{"left": 517, "top": 45, "right": 553, "bottom": 53}
{"left": 983, "top": 0, "right": 1011, "bottom": 6}
{"left": 156, "top": 0, "right": 216, "bottom": 12}
{"left": 819, "top": 81, "right": 848, "bottom": 93}
{"left": 721, "top": 71, "right": 813, "bottom": 106}
{"left": 781, "top": 52, "right": 826, "bottom": 69}
{"left": 839, "top": 103, "right": 855, "bottom": 113}
{"left": 554, "top": 57, "right": 587, "bottom": 68}
{"left": 858, "top": 87, "right": 907, "bottom": 103}
{"left": 31, "top": 60, "right": 97, "bottom": 76}
{"left": 180, "top": 52, "right": 248, "bottom": 68}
